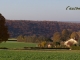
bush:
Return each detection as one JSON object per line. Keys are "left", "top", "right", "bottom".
{"left": 71, "top": 46, "right": 80, "bottom": 50}
{"left": 0, "top": 47, "right": 8, "bottom": 49}
{"left": 38, "top": 41, "right": 47, "bottom": 48}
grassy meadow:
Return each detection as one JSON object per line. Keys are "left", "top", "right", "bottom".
{"left": 0, "top": 41, "right": 37, "bottom": 48}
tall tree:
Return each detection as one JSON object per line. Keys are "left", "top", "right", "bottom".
{"left": 53, "top": 32, "right": 61, "bottom": 43}
{"left": 0, "top": 13, "right": 9, "bottom": 42}
{"left": 61, "top": 29, "right": 70, "bottom": 41}
{"left": 17, "top": 35, "right": 24, "bottom": 42}
{"left": 70, "top": 31, "right": 79, "bottom": 40}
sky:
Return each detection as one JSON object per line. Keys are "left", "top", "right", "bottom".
{"left": 0, "top": 0, "right": 80, "bottom": 21}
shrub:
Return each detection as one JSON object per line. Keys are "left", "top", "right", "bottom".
{"left": 0, "top": 47, "right": 8, "bottom": 49}
{"left": 38, "top": 41, "right": 47, "bottom": 48}
{"left": 71, "top": 46, "right": 80, "bottom": 50}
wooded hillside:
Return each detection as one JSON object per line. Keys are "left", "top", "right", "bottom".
{"left": 6, "top": 20, "right": 80, "bottom": 38}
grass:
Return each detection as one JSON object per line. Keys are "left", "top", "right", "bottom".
{"left": 0, "top": 41, "right": 37, "bottom": 48}
{"left": 0, "top": 50, "right": 80, "bottom": 60}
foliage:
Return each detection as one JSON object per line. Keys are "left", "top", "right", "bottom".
{"left": 71, "top": 46, "right": 80, "bottom": 50}
{"left": 6, "top": 20, "right": 80, "bottom": 38}
{"left": 38, "top": 41, "right": 47, "bottom": 48}
{"left": 17, "top": 35, "right": 24, "bottom": 42}
{"left": 52, "top": 29, "right": 80, "bottom": 48}
{"left": 78, "top": 39, "right": 80, "bottom": 46}
{"left": 53, "top": 32, "right": 61, "bottom": 42}
{"left": 70, "top": 31, "right": 79, "bottom": 40}
{"left": 0, "top": 13, "right": 9, "bottom": 42}
{"left": 17, "top": 35, "right": 50, "bottom": 43}
{"left": 61, "top": 29, "right": 70, "bottom": 41}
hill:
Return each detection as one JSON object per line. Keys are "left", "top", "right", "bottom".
{"left": 6, "top": 20, "right": 80, "bottom": 38}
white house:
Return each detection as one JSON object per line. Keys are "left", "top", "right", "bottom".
{"left": 64, "top": 38, "right": 78, "bottom": 47}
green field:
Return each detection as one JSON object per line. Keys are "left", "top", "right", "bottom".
{"left": 0, "top": 41, "right": 80, "bottom": 60}
{"left": 0, "top": 41, "right": 37, "bottom": 48}
{"left": 0, "top": 50, "right": 80, "bottom": 60}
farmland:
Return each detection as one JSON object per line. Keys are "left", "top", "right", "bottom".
{"left": 0, "top": 50, "right": 80, "bottom": 60}
{"left": 0, "top": 41, "right": 80, "bottom": 60}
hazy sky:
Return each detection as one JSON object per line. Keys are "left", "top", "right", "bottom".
{"left": 0, "top": 0, "right": 80, "bottom": 21}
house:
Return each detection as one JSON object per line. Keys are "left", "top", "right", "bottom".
{"left": 64, "top": 38, "right": 78, "bottom": 47}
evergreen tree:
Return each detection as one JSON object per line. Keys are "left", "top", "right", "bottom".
{"left": 0, "top": 13, "right": 9, "bottom": 42}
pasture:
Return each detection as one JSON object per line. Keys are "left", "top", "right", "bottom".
{"left": 0, "top": 41, "right": 37, "bottom": 49}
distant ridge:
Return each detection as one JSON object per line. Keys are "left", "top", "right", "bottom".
{"left": 6, "top": 20, "right": 80, "bottom": 38}
{"left": 60, "top": 21, "right": 80, "bottom": 23}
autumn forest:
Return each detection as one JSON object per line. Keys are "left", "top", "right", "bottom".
{"left": 6, "top": 20, "right": 80, "bottom": 38}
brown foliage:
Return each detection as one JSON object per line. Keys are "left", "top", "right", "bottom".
{"left": 5, "top": 20, "right": 80, "bottom": 38}
{"left": 53, "top": 32, "right": 61, "bottom": 42}
{"left": 38, "top": 41, "right": 46, "bottom": 48}
{"left": 70, "top": 32, "right": 79, "bottom": 40}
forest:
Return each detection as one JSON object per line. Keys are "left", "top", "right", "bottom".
{"left": 6, "top": 20, "right": 80, "bottom": 38}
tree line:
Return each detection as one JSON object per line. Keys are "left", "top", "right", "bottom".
{"left": 17, "top": 35, "right": 52, "bottom": 43}
{"left": 17, "top": 29, "right": 80, "bottom": 47}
